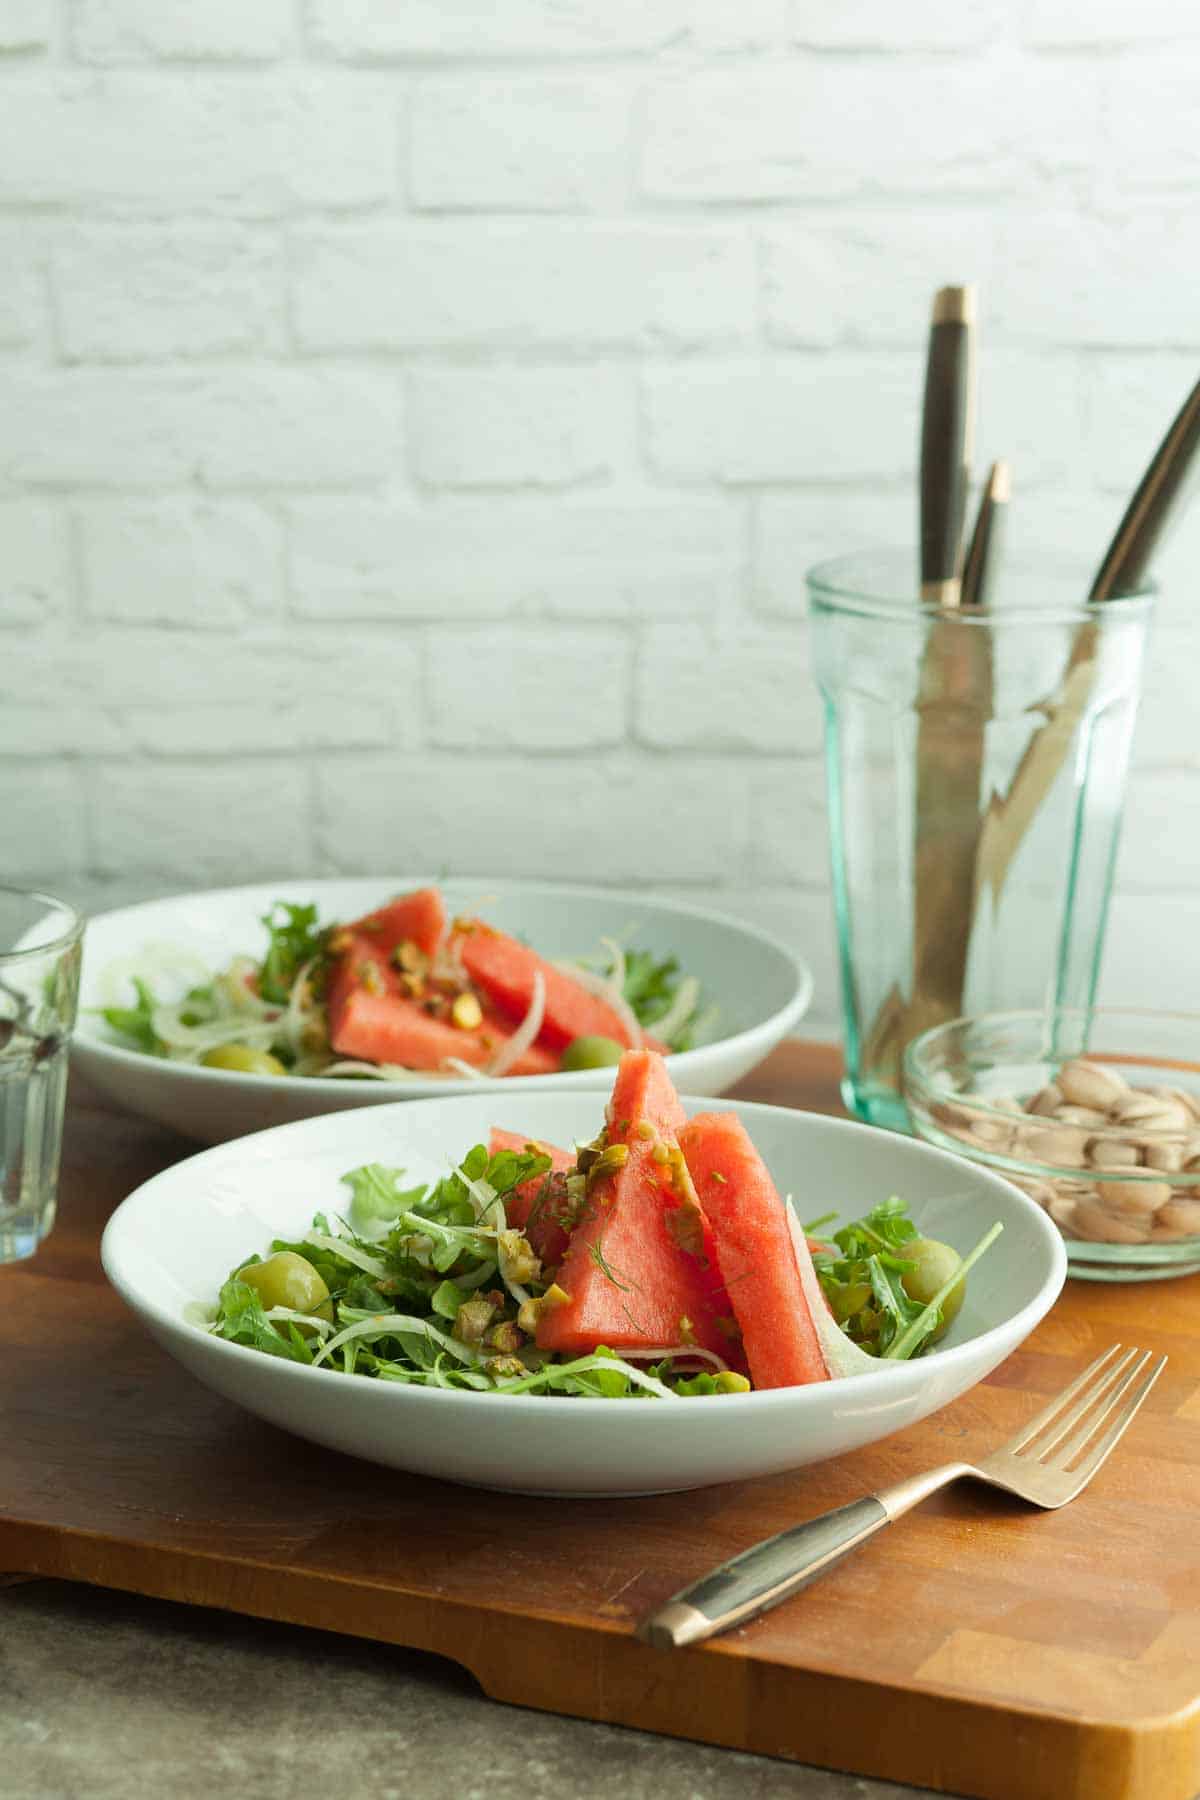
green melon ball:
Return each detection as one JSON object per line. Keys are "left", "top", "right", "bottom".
{"left": 899, "top": 1237, "right": 966, "bottom": 1341}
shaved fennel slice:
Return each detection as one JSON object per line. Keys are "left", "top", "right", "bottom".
{"left": 263, "top": 1305, "right": 334, "bottom": 1337}
{"left": 555, "top": 959, "right": 643, "bottom": 1050}
{"left": 492, "top": 1354, "right": 675, "bottom": 1399}
{"left": 485, "top": 968, "right": 545, "bottom": 1078}
{"left": 152, "top": 1008, "right": 279, "bottom": 1057}
{"left": 323, "top": 1060, "right": 432, "bottom": 1081}
{"left": 458, "top": 1174, "right": 531, "bottom": 1310}
{"left": 784, "top": 1200, "right": 880, "bottom": 1381}
{"left": 611, "top": 1345, "right": 729, "bottom": 1372}
{"left": 440, "top": 1057, "right": 486, "bottom": 1080}
{"left": 649, "top": 974, "right": 700, "bottom": 1046}
{"left": 312, "top": 1312, "right": 486, "bottom": 1369}
{"left": 96, "top": 944, "right": 212, "bottom": 1010}
{"left": 303, "top": 1230, "right": 387, "bottom": 1278}
{"left": 600, "top": 935, "right": 627, "bottom": 999}
{"left": 280, "top": 958, "right": 318, "bottom": 1057}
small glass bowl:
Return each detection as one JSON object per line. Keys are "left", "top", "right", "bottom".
{"left": 903, "top": 1009, "right": 1200, "bottom": 1282}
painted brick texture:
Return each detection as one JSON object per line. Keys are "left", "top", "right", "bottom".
{"left": 3, "top": 0, "right": 1198, "bottom": 1035}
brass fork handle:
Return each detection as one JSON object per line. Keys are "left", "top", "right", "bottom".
{"left": 638, "top": 1464, "right": 973, "bottom": 1651}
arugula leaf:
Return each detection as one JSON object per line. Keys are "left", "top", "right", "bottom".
{"left": 666, "top": 1370, "right": 720, "bottom": 1396}
{"left": 834, "top": 1196, "right": 918, "bottom": 1260}
{"left": 211, "top": 1278, "right": 310, "bottom": 1362}
{"left": 342, "top": 1163, "right": 428, "bottom": 1230}
{"left": 430, "top": 1279, "right": 466, "bottom": 1321}
{"left": 258, "top": 901, "right": 325, "bottom": 1004}
{"left": 404, "top": 1146, "right": 550, "bottom": 1233}
{"left": 101, "top": 976, "right": 161, "bottom": 1054}
{"left": 389, "top": 1209, "right": 495, "bottom": 1275}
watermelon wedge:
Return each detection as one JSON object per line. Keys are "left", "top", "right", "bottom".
{"left": 678, "top": 1111, "right": 829, "bottom": 1390}
{"left": 326, "top": 937, "right": 557, "bottom": 1076}
{"left": 453, "top": 921, "right": 639, "bottom": 1052}
{"left": 488, "top": 1126, "right": 575, "bottom": 1268}
{"left": 535, "top": 1051, "right": 736, "bottom": 1361}
{"left": 344, "top": 887, "right": 446, "bottom": 961}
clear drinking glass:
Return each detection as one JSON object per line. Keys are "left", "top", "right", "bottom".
{"left": 0, "top": 887, "right": 84, "bottom": 1261}
{"left": 808, "top": 551, "right": 1153, "bottom": 1131}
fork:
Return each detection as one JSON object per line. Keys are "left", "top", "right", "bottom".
{"left": 638, "top": 1343, "right": 1166, "bottom": 1651}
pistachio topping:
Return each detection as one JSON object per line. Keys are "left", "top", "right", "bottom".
{"left": 517, "top": 1283, "right": 570, "bottom": 1335}
{"left": 359, "top": 960, "right": 385, "bottom": 997}
{"left": 452, "top": 1295, "right": 496, "bottom": 1346}
{"left": 483, "top": 1319, "right": 525, "bottom": 1355}
{"left": 715, "top": 1371, "right": 752, "bottom": 1394}
{"left": 451, "top": 992, "right": 483, "bottom": 1031}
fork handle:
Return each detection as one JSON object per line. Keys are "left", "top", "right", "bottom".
{"left": 638, "top": 1465, "right": 969, "bottom": 1650}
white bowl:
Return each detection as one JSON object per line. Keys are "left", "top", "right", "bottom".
{"left": 101, "top": 1090, "right": 1066, "bottom": 1497}
{"left": 74, "top": 879, "right": 812, "bottom": 1145}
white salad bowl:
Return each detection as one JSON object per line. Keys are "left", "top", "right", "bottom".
{"left": 101, "top": 1090, "right": 1067, "bottom": 1497}
{"left": 73, "top": 879, "right": 813, "bottom": 1145}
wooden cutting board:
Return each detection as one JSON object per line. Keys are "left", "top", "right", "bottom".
{"left": 2, "top": 1045, "right": 1196, "bottom": 1800}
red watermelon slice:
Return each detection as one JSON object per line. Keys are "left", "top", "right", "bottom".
{"left": 344, "top": 887, "right": 446, "bottom": 961}
{"left": 453, "top": 920, "right": 645, "bottom": 1052}
{"left": 535, "top": 1051, "right": 737, "bottom": 1362}
{"left": 488, "top": 1126, "right": 575, "bottom": 1268}
{"left": 678, "top": 1111, "right": 829, "bottom": 1389}
{"left": 326, "top": 937, "right": 557, "bottom": 1076}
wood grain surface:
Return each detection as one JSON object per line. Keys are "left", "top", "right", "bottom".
{"left": 1, "top": 1046, "right": 1196, "bottom": 1800}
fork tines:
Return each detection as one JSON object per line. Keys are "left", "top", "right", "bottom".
{"left": 1010, "top": 1343, "right": 1166, "bottom": 1479}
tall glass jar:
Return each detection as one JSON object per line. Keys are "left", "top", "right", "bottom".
{"left": 807, "top": 550, "right": 1154, "bottom": 1130}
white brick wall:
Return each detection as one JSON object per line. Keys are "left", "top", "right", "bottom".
{"left": 4, "top": 0, "right": 1199, "bottom": 1038}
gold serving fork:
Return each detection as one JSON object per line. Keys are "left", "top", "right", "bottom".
{"left": 638, "top": 1344, "right": 1166, "bottom": 1651}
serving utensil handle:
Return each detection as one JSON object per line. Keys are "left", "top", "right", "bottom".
{"left": 1090, "top": 373, "right": 1200, "bottom": 601}
{"left": 638, "top": 1463, "right": 973, "bottom": 1650}
{"left": 637, "top": 1496, "right": 890, "bottom": 1649}
{"left": 919, "top": 284, "right": 976, "bottom": 605}
{"left": 959, "top": 457, "right": 1010, "bottom": 610}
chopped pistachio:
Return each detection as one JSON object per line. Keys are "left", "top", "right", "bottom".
{"left": 359, "top": 960, "right": 385, "bottom": 996}
{"left": 635, "top": 1119, "right": 655, "bottom": 1140}
{"left": 498, "top": 1229, "right": 542, "bottom": 1287}
{"left": 583, "top": 1142, "right": 630, "bottom": 1193}
{"left": 451, "top": 991, "right": 483, "bottom": 1031}
{"left": 575, "top": 1132, "right": 607, "bottom": 1175}
{"left": 651, "top": 1141, "right": 670, "bottom": 1165}
{"left": 678, "top": 1314, "right": 697, "bottom": 1346}
{"left": 483, "top": 1320, "right": 525, "bottom": 1355}
{"left": 715, "top": 1371, "right": 752, "bottom": 1394}
{"left": 517, "top": 1282, "right": 571, "bottom": 1335}
{"left": 485, "top": 1354, "right": 528, "bottom": 1380}
{"left": 392, "top": 938, "right": 427, "bottom": 974}
{"left": 452, "top": 1296, "right": 496, "bottom": 1345}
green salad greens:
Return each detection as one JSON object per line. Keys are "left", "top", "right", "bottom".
{"left": 99, "top": 896, "right": 715, "bottom": 1080}
{"left": 206, "top": 1145, "right": 991, "bottom": 1400}
{"left": 808, "top": 1198, "right": 1002, "bottom": 1363}
{"left": 210, "top": 1142, "right": 743, "bottom": 1399}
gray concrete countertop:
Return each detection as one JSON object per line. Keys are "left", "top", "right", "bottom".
{"left": 1, "top": 1578, "right": 929, "bottom": 1800}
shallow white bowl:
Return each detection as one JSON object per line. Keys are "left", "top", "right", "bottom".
{"left": 101, "top": 1091, "right": 1066, "bottom": 1497}
{"left": 73, "top": 879, "right": 813, "bottom": 1145}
